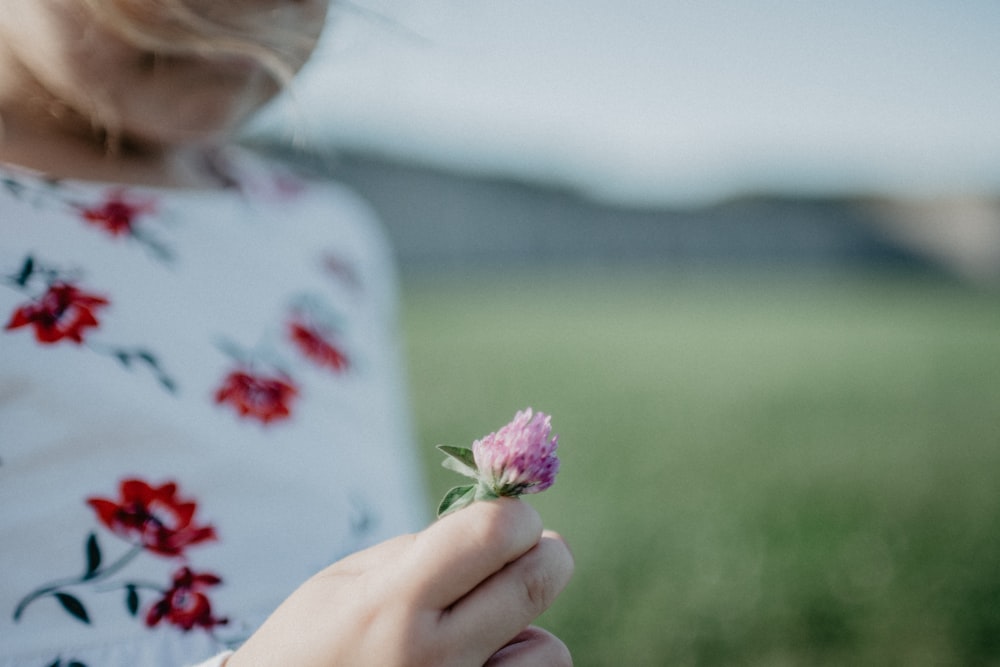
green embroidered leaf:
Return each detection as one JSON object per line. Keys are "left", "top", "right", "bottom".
{"left": 125, "top": 584, "right": 139, "bottom": 616}
{"left": 55, "top": 593, "right": 90, "bottom": 624}
{"left": 15, "top": 255, "right": 34, "bottom": 287}
{"left": 436, "top": 484, "right": 476, "bottom": 517}
{"left": 158, "top": 375, "right": 178, "bottom": 394}
{"left": 83, "top": 533, "right": 101, "bottom": 579}
{"left": 3, "top": 178, "right": 25, "bottom": 199}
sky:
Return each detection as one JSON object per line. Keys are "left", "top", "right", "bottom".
{"left": 253, "top": 0, "right": 1000, "bottom": 206}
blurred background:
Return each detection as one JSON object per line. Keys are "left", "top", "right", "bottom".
{"left": 253, "top": 1, "right": 1000, "bottom": 664}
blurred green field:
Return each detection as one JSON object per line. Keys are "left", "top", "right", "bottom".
{"left": 401, "top": 267, "right": 1000, "bottom": 667}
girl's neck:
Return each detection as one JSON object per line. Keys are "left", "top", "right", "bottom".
{"left": 0, "top": 62, "right": 231, "bottom": 190}
{"left": 0, "top": 111, "right": 230, "bottom": 190}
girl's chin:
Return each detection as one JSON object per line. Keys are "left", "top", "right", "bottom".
{"left": 126, "top": 92, "right": 274, "bottom": 145}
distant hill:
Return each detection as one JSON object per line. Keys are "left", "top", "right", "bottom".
{"left": 258, "top": 144, "right": 998, "bottom": 281}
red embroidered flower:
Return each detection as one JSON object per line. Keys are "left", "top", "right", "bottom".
{"left": 214, "top": 369, "right": 298, "bottom": 424}
{"left": 79, "top": 189, "right": 156, "bottom": 236}
{"left": 146, "top": 567, "right": 228, "bottom": 632}
{"left": 5, "top": 282, "right": 109, "bottom": 344}
{"left": 86, "top": 479, "right": 217, "bottom": 557}
{"left": 288, "top": 319, "right": 349, "bottom": 372}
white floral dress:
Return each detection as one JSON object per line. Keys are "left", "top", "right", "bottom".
{"left": 0, "top": 150, "right": 427, "bottom": 666}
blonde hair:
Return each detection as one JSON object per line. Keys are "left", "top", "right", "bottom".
{"left": 79, "top": 0, "right": 324, "bottom": 87}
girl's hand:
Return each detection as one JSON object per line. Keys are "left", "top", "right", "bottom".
{"left": 226, "top": 498, "right": 574, "bottom": 667}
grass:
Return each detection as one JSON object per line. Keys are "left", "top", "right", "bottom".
{"left": 400, "top": 266, "right": 1000, "bottom": 666}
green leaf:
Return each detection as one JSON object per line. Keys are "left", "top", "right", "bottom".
{"left": 83, "top": 533, "right": 101, "bottom": 579}
{"left": 125, "top": 584, "right": 139, "bottom": 616}
{"left": 15, "top": 255, "right": 34, "bottom": 287}
{"left": 3, "top": 178, "right": 25, "bottom": 199}
{"left": 159, "top": 375, "right": 178, "bottom": 394}
{"left": 436, "top": 484, "right": 476, "bottom": 517}
{"left": 55, "top": 593, "right": 90, "bottom": 624}
{"left": 441, "top": 457, "right": 479, "bottom": 479}
{"left": 437, "top": 445, "right": 478, "bottom": 478}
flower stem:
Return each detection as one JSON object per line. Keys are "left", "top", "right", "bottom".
{"left": 12, "top": 544, "right": 142, "bottom": 621}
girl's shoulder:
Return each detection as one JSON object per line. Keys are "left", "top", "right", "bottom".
{"left": 216, "top": 144, "right": 364, "bottom": 203}
{"left": 212, "top": 144, "right": 387, "bottom": 241}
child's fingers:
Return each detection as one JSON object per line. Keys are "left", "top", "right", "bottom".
{"left": 485, "top": 627, "right": 573, "bottom": 667}
{"left": 440, "top": 531, "right": 574, "bottom": 662}
{"left": 405, "top": 498, "right": 544, "bottom": 609}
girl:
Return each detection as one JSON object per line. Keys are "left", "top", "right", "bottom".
{"left": 0, "top": 1, "right": 573, "bottom": 665}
